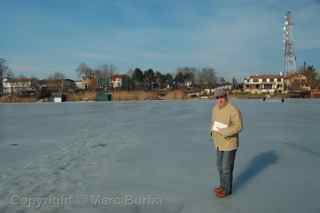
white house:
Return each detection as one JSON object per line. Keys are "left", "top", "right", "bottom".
{"left": 112, "top": 75, "right": 122, "bottom": 89}
{"left": 243, "top": 74, "right": 285, "bottom": 94}
{"left": 2, "top": 78, "right": 39, "bottom": 96}
{"left": 75, "top": 81, "right": 86, "bottom": 90}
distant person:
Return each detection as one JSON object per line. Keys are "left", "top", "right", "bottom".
{"left": 210, "top": 88, "right": 243, "bottom": 198}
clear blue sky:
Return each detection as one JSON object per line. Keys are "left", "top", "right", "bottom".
{"left": 1, "top": 0, "right": 320, "bottom": 80}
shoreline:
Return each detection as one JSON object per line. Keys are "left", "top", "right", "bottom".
{"left": 1, "top": 89, "right": 318, "bottom": 103}
{"left": 0, "top": 96, "right": 319, "bottom": 104}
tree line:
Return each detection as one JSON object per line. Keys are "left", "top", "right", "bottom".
{"left": 74, "top": 63, "right": 223, "bottom": 91}
{"left": 2, "top": 58, "right": 320, "bottom": 92}
{"left": 0, "top": 59, "right": 226, "bottom": 92}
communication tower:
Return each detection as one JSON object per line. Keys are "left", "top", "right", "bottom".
{"left": 283, "top": 11, "right": 297, "bottom": 75}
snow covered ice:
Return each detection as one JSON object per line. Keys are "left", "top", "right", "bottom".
{"left": 0, "top": 99, "right": 320, "bottom": 213}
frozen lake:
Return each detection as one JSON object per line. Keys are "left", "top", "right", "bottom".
{"left": 0, "top": 99, "right": 320, "bottom": 213}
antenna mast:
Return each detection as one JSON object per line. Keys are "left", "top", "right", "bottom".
{"left": 283, "top": 11, "right": 297, "bottom": 75}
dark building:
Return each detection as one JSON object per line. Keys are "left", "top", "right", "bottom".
{"left": 39, "top": 79, "right": 76, "bottom": 97}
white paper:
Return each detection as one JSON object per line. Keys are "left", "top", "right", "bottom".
{"left": 212, "top": 121, "right": 228, "bottom": 132}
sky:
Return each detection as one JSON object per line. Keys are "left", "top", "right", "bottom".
{"left": 1, "top": 0, "right": 320, "bottom": 80}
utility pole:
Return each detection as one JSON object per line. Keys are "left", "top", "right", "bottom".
{"left": 283, "top": 11, "right": 297, "bottom": 75}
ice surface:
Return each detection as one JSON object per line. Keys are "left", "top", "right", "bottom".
{"left": 0, "top": 99, "right": 320, "bottom": 213}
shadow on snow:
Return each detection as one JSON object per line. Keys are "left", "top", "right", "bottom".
{"left": 234, "top": 150, "right": 279, "bottom": 193}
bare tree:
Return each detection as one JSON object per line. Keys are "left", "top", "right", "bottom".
{"left": 94, "top": 64, "right": 116, "bottom": 89}
{"left": 0, "top": 58, "right": 8, "bottom": 80}
{"left": 127, "top": 68, "right": 134, "bottom": 78}
{"left": 175, "top": 67, "right": 196, "bottom": 87}
{"left": 95, "top": 64, "right": 116, "bottom": 79}
{"left": 6, "top": 69, "right": 15, "bottom": 80}
{"left": 199, "top": 67, "right": 217, "bottom": 88}
{"left": 232, "top": 77, "right": 239, "bottom": 89}
{"left": 76, "top": 63, "right": 94, "bottom": 80}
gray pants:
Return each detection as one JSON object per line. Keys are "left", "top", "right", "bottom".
{"left": 216, "top": 148, "right": 237, "bottom": 195}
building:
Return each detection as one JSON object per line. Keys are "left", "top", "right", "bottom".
{"left": 75, "top": 81, "right": 86, "bottom": 90}
{"left": 75, "top": 79, "right": 97, "bottom": 91}
{"left": 111, "top": 75, "right": 122, "bottom": 89}
{"left": 63, "top": 79, "right": 76, "bottom": 92}
{"left": 2, "top": 78, "right": 39, "bottom": 96}
{"left": 39, "top": 79, "right": 63, "bottom": 94}
{"left": 184, "top": 80, "right": 193, "bottom": 88}
{"left": 243, "top": 74, "right": 286, "bottom": 94}
{"left": 39, "top": 79, "right": 76, "bottom": 97}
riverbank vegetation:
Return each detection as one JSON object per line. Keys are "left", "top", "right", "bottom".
{"left": 1, "top": 58, "right": 320, "bottom": 102}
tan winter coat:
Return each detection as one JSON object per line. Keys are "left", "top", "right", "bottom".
{"left": 211, "top": 102, "right": 243, "bottom": 151}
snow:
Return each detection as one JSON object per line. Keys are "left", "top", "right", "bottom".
{"left": 0, "top": 99, "right": 320, "bottom": 213}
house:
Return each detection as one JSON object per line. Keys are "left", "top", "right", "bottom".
{"left": 75, "top": 79, "right": 97, "bottom": 91}
{"left": 39, "top": 79, "right": 63, "bottom": 94}
{"left": 63, "top": 79, "right": 76, "bottom": 92}
{"left": 75, "top": 81, "right": 86, "bottom": 90}
{"left": 112, "top": 75, "right": 122, "bottom": 89}
{"left": 2, "top": 78, "right": 39, "bottom": 96}
{"left": 39, "top": 79, "right": 76, "bottom": 96}
{"left": 243, "top": 74, "right": 286, "bottom": 94}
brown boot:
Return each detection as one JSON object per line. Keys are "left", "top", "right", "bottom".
{"left": 215, "top": 190, "right": 227, "bottom": 198}
{"left": 213, "top": 186, "right": 224, "bottom": 193}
